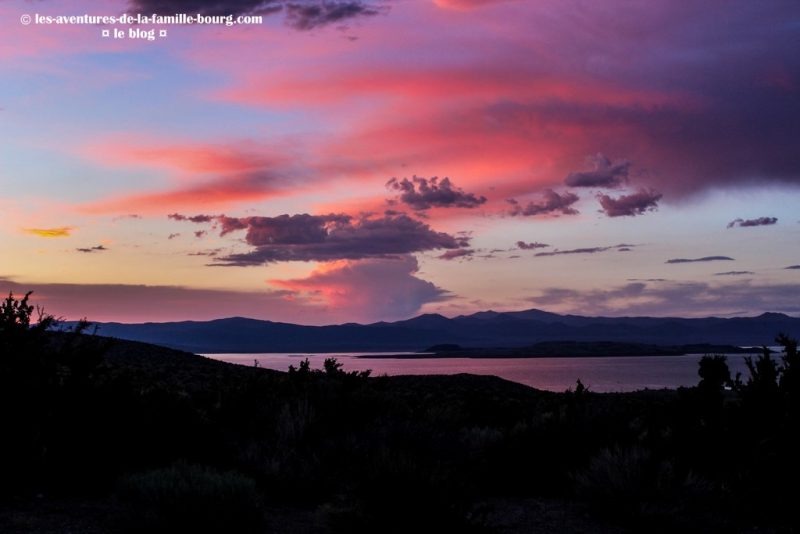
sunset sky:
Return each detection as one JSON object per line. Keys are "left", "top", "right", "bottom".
{"left": 1, "top": 0, "right": 799, "bottom": 324}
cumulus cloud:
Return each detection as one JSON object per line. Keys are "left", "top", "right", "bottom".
{"left": 597, "top": 188, "right": 662, "bottom": 217}
{"left": 76, "top": 245, "right": 108, "bottom": 253}
{"left": 516, "top": 241, "right": 549, "bottom": 250}
{"left": 128, "top": 0, "right": 384, "bottom": 30}
{"left": 171, "top": 212, "right": 469, "bottom": 264}
{"left": 437, "top": 248, "right": 474, "bottom": 260}
{"left": 666, "top": 256, "right": 734, "bottom": 264}
{"left": 23, "top": 227, "right": 73, "bottom": 238}
{"left": 727, "top": 216, "right": 778, "bottom": 228}
{"left": 507, "top": 189, "right": 579, "bottom": 217}
{"left": 271, "top": 255, "right": 449, "bottom": 322}
{"left": 386, "top": 176, "right": 486, "bottom": 210}
{"left": 565, "top": 153, "right": 630, "bottom": 188}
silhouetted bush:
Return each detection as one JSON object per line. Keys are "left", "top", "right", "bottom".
{"left": 116, "top": 462, "right": 263, "bottom": 534}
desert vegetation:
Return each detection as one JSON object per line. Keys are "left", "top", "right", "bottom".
{"left": 1, "top": 291, "right": 797, "bottom": 533}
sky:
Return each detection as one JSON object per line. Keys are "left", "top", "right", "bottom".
{"left": 1, "top": 0, "right": 799, "bottom": 324}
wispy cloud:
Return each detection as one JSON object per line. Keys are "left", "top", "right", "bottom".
{"left": 727, "top": 216, "right": 778, "bottom": 228}
{"left": 666, "top": 256, "right": 734, "bottom": 264}
{"left": 516, "top": 241, "right": 549, "bottom": 250}
{"left": 437, "top": 248, "right": 474, "bottom": 260}
{"left": 76, "top": 245, "right": 108, "bottom": 253}
{"left": 23, "top": 227, "right": 74, "bottom": 238}
{"left": 534, "top": 244, "right": 633, "bottom": 257}
{"left": 528, "top": 280, "right": 800, "bottom": 317}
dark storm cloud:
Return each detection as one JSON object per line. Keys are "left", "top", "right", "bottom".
{"left": 597, "top": 188, "right": 662, "bottom": 217}
{"left": 76, "top": 245, "right": 107, "bottom": 253}
{"left": 386, "top": 176, "right": 486, "bottom": 210}
{"left": 178, "top": 213, "right": 469, "bottom": 265}
{"left": 516, "top": 241, "right": 549, "bottom": 250}
{"left": 128, "top": 0, "right": 384, "bottom": 30}
{"left": 727, "top": 217, "right": 778, "bottom": 228}
{"left": 666, "top": 256, "right": 734, "bottom": 264}
{"left": 564, "top": 153, "right": 629, "bottom": 188}
{"left": 507, "top": 189, "right": 579, "bottom": 217}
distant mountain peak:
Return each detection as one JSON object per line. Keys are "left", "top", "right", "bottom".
{"left": 756, "top": 312, "right": 790, "bottom": 319}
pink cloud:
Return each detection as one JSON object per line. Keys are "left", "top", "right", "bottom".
{"left": 271, "top": 255, "right": 449, "bottom": 322}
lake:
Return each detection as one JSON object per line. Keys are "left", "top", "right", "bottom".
{"left": 204, "top": 351, "right": 762, "bottom": 393}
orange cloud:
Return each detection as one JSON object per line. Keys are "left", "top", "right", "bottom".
{"left": 23, "top": 227, "right": 74, "bottom": 238}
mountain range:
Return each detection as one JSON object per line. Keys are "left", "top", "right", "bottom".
{"left": 84, "top": 309, "right": 800, "bottom": 353}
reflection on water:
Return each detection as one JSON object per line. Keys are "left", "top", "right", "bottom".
{"left": 205, "top": 352, "right": 758, "bottom": 393}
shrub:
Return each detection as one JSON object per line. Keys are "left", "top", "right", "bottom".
{"left": 116, "top": 462, "right": 263, "bottom": 534}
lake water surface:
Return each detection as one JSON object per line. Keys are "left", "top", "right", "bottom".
{"left": 205, "top": 352, "right": 759, "bottom": 393}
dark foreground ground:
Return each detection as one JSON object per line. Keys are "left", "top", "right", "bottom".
{"left": 1, "top": 327, "right": 798, "bottom": 533}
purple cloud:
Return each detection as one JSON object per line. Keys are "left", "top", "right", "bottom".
{"left": 128, "top": 0, "right": 385, "bottom": 31}
{"left": 387, "top": 176, "right": 487, "bottom": 210}
{"left": 437, "top": 248, "right": 474, "bottom": 260}
{"left": 507, "top": 189, "right": 579, "bottom": 217}
{"left": 176, "top": 212, "right": 470, "bottom": 264}
{"left": 516, "top": 241, "right": 549, "bottom": 250}
{"left": 597, "top": 188, "right": 662, "bottom": 217}
{"left": 565, "top": 153, "right": 630, "bottom": 188}
{"left": 286, "top": 1, "right": 385, "bottom": 30}
{"left": 727, "top": 217, "right": 778, "bottom": 228}
{"left": 535, "top": 246, "right": 611, "bottom": 257}
{"left": 715, "top": 271, "right": 755, "bottom": 276}
{"left": 528, "top": 281, "right": 800, "bottom": 317}
{"left": 169, "top": 213, "right": 215, "bottom": 223}
{"left": 666, "top": 256, "right": 734, "bottom": 264}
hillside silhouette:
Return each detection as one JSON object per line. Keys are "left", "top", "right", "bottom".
{"left": 2, "top": 292, "right": 798, "bottom": 533}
